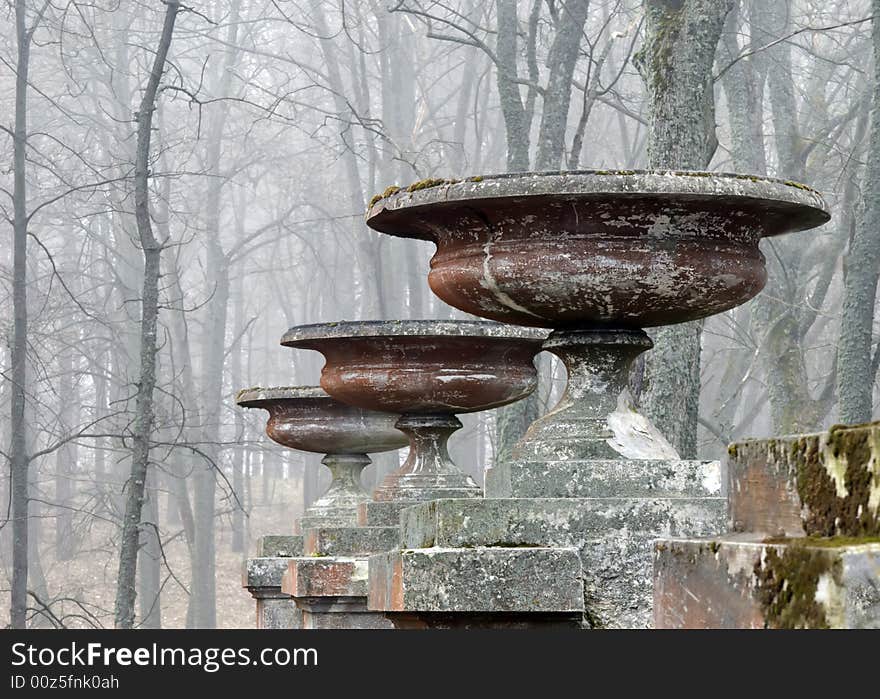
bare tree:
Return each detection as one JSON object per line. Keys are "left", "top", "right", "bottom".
{"left": 114, "top": 0, "right": 180, "bottom": 630}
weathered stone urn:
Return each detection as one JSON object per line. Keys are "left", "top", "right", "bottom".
{"left": 364, "top": 171, "right": 831, "bottom": 628}
{"left": 367, "top": 171, "right": 830, "bottom": 464}
{"left": 236, "top": 386, "right": 407, "bottom": 530}
{"left": 281, "top": 320, "right": 546, "bottom": 501}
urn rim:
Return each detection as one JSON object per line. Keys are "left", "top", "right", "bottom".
{"left": 280, "top": 319, "right": 548, "bottom": 347}
{"left": 235, "top": 385, "right": 329, "bottom": 407}
{"left": 365, "top": 169, "right": 831, "bottom": 241}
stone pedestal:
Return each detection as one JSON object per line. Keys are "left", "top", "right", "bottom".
{"left": 367, "top": 333, "right": 727, "bottom": 629}
{"left": 369, "top": 473, "right": 726, "bottom": 628}
{"left": 654, "top": 422, "right": 880, "bottom": 628}
{"left": 243, "top": 535, "right": 303, "bottom": 629}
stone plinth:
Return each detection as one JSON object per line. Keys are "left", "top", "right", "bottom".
{"left": 365, "top": 330, "right": 727, "bottom": 628}
{"left": 654, "top": 422, "right": 880, "bottom": 628}
{"left": 282, "top": 557, "right": 392, "bottom": 629}
{"left": 304, "top": 525, "right": 399, "bottom": 557}
{"left": 357, "top": 500, "right": 420, "bottom": 526}
{"left": 368, "top": 547, "right": 584, "bottom": 628}
{"left": 243, "top": 535, "right": 303, "bottom": 629}
{"left": 372, "top": 490, "right": 725, "bottom": 628}
{"left": 282, "top": 525, "right": 399, "bottom": 629}
{"left": 654, "top": 536, "right": 880, "bottom": 629}
{"left": 486, "top": 458, "right": 722, "bottom": 499}
{"left": 727, "top": 424, "right": 880, "bottom": 538}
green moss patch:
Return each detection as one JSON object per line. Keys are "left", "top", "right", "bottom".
{"left": 753, "top": 544, "right": 840, "bottom": 629}
{"left": 793, "top": 425, "right": 880, "bottom": 537}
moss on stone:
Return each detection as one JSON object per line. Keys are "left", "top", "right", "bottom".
{"left": 783, "top": 180, "right": 815, "bottom": 192}
{"left": 794, "top": 425, "right": 880, "bottom": 537}
{"left": 753, "top": 543, "right": 840, "bottom": 629}
{"left": 406, "top": 177, "right": 456, "bottom": 193}
{"left": 366, "top": 185, "right": 402, "bottom": 212}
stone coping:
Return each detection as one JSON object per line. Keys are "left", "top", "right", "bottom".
{"left": 654, "top": 534, "right": 880, "bottom": 629}
{"left": 727, "top": 422, "right": 880, "bottom": 537}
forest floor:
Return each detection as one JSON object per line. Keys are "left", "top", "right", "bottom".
{"left": 0, "top": 474, "right": 303, "bottom": 629}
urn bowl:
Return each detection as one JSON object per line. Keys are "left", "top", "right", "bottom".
{"left": 235, "top": 386, "right": 407, "bottom": 455}
{"left": 281, "top": 320, "right": 546, "bottom": 414}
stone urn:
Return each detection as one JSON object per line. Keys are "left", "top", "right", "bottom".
{"left": 236, "top": 386, "right": 407, "bottom": 529}
{"left": 366, "top": 171, "right": 830, "bottom": 465}
{"left": 281, "top": 320, "right": 546, "bottom": 501}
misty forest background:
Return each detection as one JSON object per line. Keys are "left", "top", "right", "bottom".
{"left": 1, "top": 0, "right": 879, "bottom": 628}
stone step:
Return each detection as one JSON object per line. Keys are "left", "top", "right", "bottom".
{"left": 727, "top": 422, "right": 880, "bottom": 538}
{"left": 357, "top": 499, "right": 421, "bottom": 527}
{"left": 256, "top": 535, "right": 303, "bottom": 558}
{"left": 303, "top": 525, "right": 399, "bottom": 557}
{"left": 243, "top": 556, "right": 301, "bottom": 629}
{"left": 400, "top": 497, "right": 726, "bottom": 549}
{"left": 653, "top": 535, "right": 880, "bottom": 628}
{"left": 485, "top": 458, "right": 723, "bottom": 499}
{"left": 368, "top": 547, "right": 584, "bottom": 614}
{"left": 243, "top": 557, "right": 291, "bottom": 590}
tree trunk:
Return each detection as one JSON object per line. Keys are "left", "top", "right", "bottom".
{"left": 138, "top": 468, "right": 161, "bottom": 628}
{"left": 114, "top": 0, "right": 179, "bottom": 629}
{"left": 54, "top": 353, "right": 77, "bottom": 561}
{"left": 748, "top": 0, "right": 823, "bottom": 434}
{"left": 231, "top": 273, "right": 246, "bottom": 553}
{"left": 639, "top": 0, "right": 734, "bottom": 457}
{"left": 10, "top": 0, "right": 33, "bottom": 630}
{"left": 495, "top": 0, "right": 531, "bottom": 171}
{"left": 534, "top": 0, "right": 590, "bottom": 169}
{"left": 838, "top": 2, "right": 880, "bottom": 423}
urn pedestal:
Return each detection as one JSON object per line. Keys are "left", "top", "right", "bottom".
{"left": 273, "top": 322, "right": 543, "bottom": 628}
{"left": 237, "top": 386, "right": 407, "bottom": 628}
{"left": 365, "top": 171, "right": 830, "bottom": 627}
